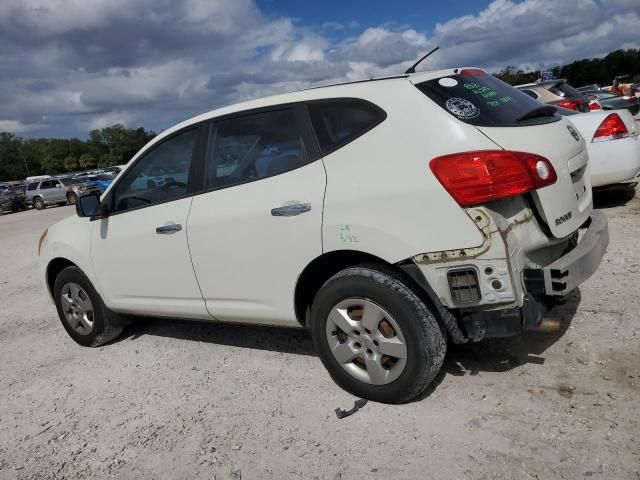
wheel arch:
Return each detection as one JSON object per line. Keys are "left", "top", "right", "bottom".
{"left": 294, "top": 250, "right": 469, "bottom": 343}
{"left": 46, "top": 257, "right": 78, "bottom": 297}
{"left": 294, "top": 250, "right": 390, "bottom": 326}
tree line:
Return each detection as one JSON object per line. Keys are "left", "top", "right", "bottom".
{"left": 0, "top": 124, "right": 156, "bottom": 181}
{"left": 495, "top": 48, "right": 640, "bottom": 86}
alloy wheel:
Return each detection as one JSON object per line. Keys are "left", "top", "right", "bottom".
{"left": 325, "top": 298, "right": 408, "bottom": 385}
{"left": 60, "top": 282, "right": 95, "bottom": 335}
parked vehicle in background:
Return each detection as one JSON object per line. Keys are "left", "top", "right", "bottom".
{"left": 0, "top": 185, "right": 27, "bottom": 214}
{"left": 40, "top": 67, "right": 609, "bottom": 403}
{"left": 66, "top": 175, "right": 115, "bottom": 205}
{"left": 561, "top": 108, "right": 640, "bottom": 189}
{"left": 26, "top": 178, "right": 77, "bottom": 209}
{"left": 578, "top": 89, "right": 640, "bottom": 116}
{"left": 26, "top": 175, "right": 52, "bottom": 183}
{"left": 517, "top": 79, "right": 593, "bottom": 112}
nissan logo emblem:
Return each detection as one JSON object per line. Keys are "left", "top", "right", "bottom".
{"left": 567, "top": 125, "right": 580, "bottom": 142}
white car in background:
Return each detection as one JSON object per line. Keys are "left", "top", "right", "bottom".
{"left": 39, "top": 68, "right": 609, "bottom": 403}
{"left": 563, "top": 109, "right": 640, "bottom": 189}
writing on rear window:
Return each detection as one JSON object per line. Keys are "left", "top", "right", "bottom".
{"left": 462, "top": 81, "right": 513, "bottom": 107}
{"left": 416, "top": 72, "right": 560, "bottom": 127}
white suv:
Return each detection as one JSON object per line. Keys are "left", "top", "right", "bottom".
{"left": 39, "top": 68, "right": 609, "bottom": 403}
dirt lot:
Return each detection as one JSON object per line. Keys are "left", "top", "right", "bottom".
{"left": 0, "top": 194, "right": 639, "bottom": 480}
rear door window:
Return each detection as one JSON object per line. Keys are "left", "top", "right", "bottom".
{"left": 205, "top": 108, "right": 312, "bottom": 188}
{"left": 416, "top": 69, "right": 560, "bottom": 127}
{"left": 308, "top": 100, "right": 386, "bottom": 154}
{"left": 27, "top": 183, "right": 38, "bottom": 191}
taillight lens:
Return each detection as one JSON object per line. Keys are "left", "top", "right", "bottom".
{"left": 430, "top": 150, "right": 557, "bottom": 207}
{"left": 588, "top": 102, "right": 602, "bottom": 110}
{"left": 556, "top": 99, "right": 585, "bottom": 111}
{"left": 592, "top": 113, "right": 629, "bottom": 142}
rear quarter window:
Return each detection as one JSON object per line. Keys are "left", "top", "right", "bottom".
{"left": 416, "top": 70, "right": 560, "bottom": 127}
{"left": 308, "top": 100, "right": 386, "bottom": 154}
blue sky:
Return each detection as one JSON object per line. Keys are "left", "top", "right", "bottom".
{"left": 257, "top": 0, "right": 493, "bottom": 34}
{"left": 0, "top": 0, "right": 638, "bottom": 138}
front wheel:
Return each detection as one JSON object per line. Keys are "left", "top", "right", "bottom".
{"left": 53, "top": 266, "right": 123, "bottom": 347}
{"left": 33, "top": 197, "right": 45, "bottom": 210}
{"left": 311, "top": 264, "right": 446, "bottom": 404}
{"left": 66, "top": 193, "right": 77, "bottom": 205}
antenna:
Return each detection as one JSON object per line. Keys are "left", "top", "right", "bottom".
{"left": 404, "top": 46, "right": 439, "bottom": 74}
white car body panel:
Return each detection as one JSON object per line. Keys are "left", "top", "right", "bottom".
{"left": 90, "top": 198, "right": 209, "bottom": 319}
{"left": 565, "top": 110, "right": 640, "bottom": 188}
{"left": 39, "top": 215, "right": 98, "bottom": 300}
{"left": 187, "top": 161, "right": 326, "bottom": 326}
{"left": 321, "top": 81, "right": 485, "bottom": 260}
{"left": 475, "top": 118, "right": 592, "bottom": 238}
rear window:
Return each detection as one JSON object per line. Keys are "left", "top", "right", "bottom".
{"left": 549, "top": 82, "right": 585, "bottom": 100}
{"left": 416, "top": 70, "right": 560, "bottom": 127}
{"left": 308, "top": 100, "right": 386, "bottom": 154}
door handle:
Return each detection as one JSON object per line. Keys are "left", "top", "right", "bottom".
{"left": 271, "top": 203, "right": 311, "bottom": 217}
{"left": 156, "top": 223, "right": 182, "bottom": 234}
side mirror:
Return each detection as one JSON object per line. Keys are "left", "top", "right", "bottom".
{"left": 76, "top": 193, "right": 104, "bottom": 219}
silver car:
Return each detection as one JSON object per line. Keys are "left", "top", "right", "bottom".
{"left": 25, "top": 179, "right": 75, "bottom": 209}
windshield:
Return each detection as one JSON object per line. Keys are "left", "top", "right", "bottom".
{"left": 416, "top": 69, "right": 561, "bottom": 127}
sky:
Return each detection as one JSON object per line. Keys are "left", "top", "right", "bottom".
{"left": 0, "top": 0, "right": 639, "bottom": 138}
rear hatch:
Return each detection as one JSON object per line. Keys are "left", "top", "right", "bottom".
{"left": 414, "top": 69, "right": 592, "bottom": 238}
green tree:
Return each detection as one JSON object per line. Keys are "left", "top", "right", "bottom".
{"left": 78, "top": 153, "right": 97, "bottom": 169}
{"left": 0, "top": 132, "right": 26, "bottom": 180}
{"left": 63, "top": 156, "right": 78, "bottom": 171}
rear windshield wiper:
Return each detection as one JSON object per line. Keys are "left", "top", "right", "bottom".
{"left": 516, "top": 105, "right": 557, "bottom": 123}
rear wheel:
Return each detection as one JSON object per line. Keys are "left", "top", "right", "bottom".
{"left": 33, "top": 197, "right": 45, "bottom": 210}
{"left": 311, "top": 264, "right": 446, "bottom": 404}
{"left": 53, "top": 266, "right": 123, "bottom": 347}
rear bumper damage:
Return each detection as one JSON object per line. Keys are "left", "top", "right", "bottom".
{"left": 524, "top": 210, "right": 609, "bottom": 296}
{"left": 410, "top": 206, "right": 609, "bottom": 342}
{"left": 463, "top": 211, "right": 608, "bottom": 341}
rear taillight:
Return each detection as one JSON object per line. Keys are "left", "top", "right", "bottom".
{"left": 588, "top": 102, "right": 602, "bottom": 111}
{"left": 592, "top": 113, "right": 629, "bottom": 142}
{"left": 622, "top": 95, "right": 638, "bottom": 103}
{"left": 430, "top": 150, "right": 557, "bottom": 207}
{"left": 556, "top": 99, "right": 588, "bottom": 112}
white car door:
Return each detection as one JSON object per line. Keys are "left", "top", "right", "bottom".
{"left": 91, "top": 125, "right": 209, "bottom": 319}
{"left": 187, "top": 106, "right": 326, "bottom": 327}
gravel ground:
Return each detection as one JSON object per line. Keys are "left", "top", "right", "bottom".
{"left": 0, "top": 193, "right": 639, "bottom": 480}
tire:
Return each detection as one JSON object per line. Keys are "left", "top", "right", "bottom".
{"left": 33, "top": 197, "right": 45, "bottom": 210}
{"left": 311, "top": 264, "right": 446, "bottom": 404}
{"left": 67, "top": 193, "right": 78, "bottom": 205}
{"left": 53, "top": 266, "right": 123, "bottom": 347}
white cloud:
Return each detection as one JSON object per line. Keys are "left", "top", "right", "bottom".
{"left": 0, "top": 0, "right": 638, "bottom": 137}
{"left": 0, "top": 120, "right": 46, "bottom": 133}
